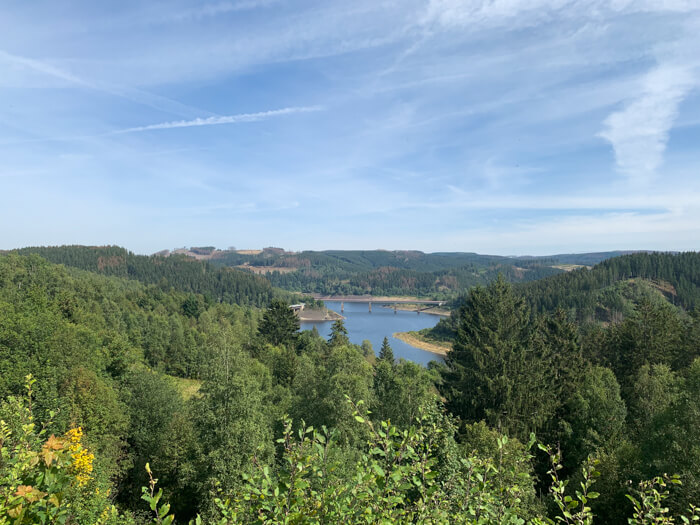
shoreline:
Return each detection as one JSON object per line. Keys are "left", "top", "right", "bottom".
{"left": 393, "top": 331, "right": 451, "bottom": 356}
{"left": 298, "top": 308, "right": 344, "bottom": 322}
{"left": 380, "top": 304, "right": 450, "bottom": 316}
{"left": 313, "top": 294, "right": 428, "bottom": 302}
{"left": 313, "top": 294, "right": 450, "bottom": 317}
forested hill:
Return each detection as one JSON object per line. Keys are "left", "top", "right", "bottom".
{"left": 4, "top": 251, "right": 700, "bottom": 523}
{"left": 216, "top": 249, "right": 513, "bottom": 271}
{"left": 10, "top": 245, "right": 277, "bottom": 307}
{"left": 210, "top": 248, "right": 569, "bottom": 297}
{"left": 518, "top": 251, "right": 700, "bottom": 319}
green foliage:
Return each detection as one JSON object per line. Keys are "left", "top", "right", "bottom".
{"left": 13, "top": 245, "right": 277, "bottom": 307}
{"left": 636, "top": 359, "right": 700, "bottom": 516}
{"left": 290, "top": 343, "right": 374, "bottom": 446}
{"left": 519, "top": 252, "right": 700, "bottom": 319}
{"left": 191, "top": 332, "right": 276, "bottom": 511}
{"left": 539, "top": 445, "right": 600, "bottom": 525}
{"left": 372, "top": 360, "right": 438, "bottom": 429}
{"left": 442, "top": 276, "right": 562, "bottom": 440}
{"left": 459, "top": 421, "right": 541, "bottom": 517}
{"left": 626, "top": 475, "right": 700, "bottom": 525}
{"left": 3, "top": 249, "right": 700, "bottom": 523}
{"left": 141, "top": 463, "right": 175, "bottom": 525}
{"left": 627, "top": 364, "right": 680, "bottom": 440}
{"left": 211, "top": 248, "right": 563, "bottom": 298}
{"left": 257, "top": 299, "right": 299, "bottom": 347}
{"left": 601, "top": 298, "right": 687, "bottom": 393}
{"left": 378, "top": 337, "right": 394, "bottom": 363}
{"left": 142, "top": 403, "right": 700, "bottom": 524}
{"left": 0, "top": 376, "right": 132, "bottom": 524}
{"left": 328, "top": 320, "right": 349, "bottom": 347}
{"left": 209, "top": 400, "right": 541, "bottom": 524}
{"left": 561, "top": 367, "right": 626, "bottom": 471}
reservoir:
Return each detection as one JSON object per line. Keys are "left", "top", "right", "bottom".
{"left": 300, "top": 301, "right": 445, "bottom": 366}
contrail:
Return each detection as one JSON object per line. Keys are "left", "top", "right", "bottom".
{"left": 113, "top": 106, "right": 324, "bottom": 134}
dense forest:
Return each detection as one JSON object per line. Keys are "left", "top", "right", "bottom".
{"left": 212, "top": 248, "right": 572, "bottom": 297}
{"left": 265, "top": 259, "right": 561, "bottom": 298}
{"left": 9, "top": 246, "right": 279, "bottom": 307}
{"left": 518, "top": 252, "right": 700, "bottom": 314}
{"left": 9, "top": 245, "right": 637, "bottom": 300}
{"left": 1, "top": 250, "right": 699, "bottom": 523}
{"left": 427, "top": 251, "right": 700, "bottom": 340}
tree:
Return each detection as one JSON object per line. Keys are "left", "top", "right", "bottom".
{"left": 193, "top": 328, "right": 275, "bottom": 510}
{"left": 360, "top": 340, "right": 374, "bottom": 359}
{"left": 373, "top": 360, "right": 438, "bottom": 428}
{"left": 257, "top": 299, "right": 300, "bottom": 347}
{"left": 329, "top": 319, "right": 349, "bottom": 347}
{"left": 562, "top": 366, "right": 627, "bottom": 470}
{"left": 639, "top": 358, "right": 700, "bottom": 515}
{"left": 441, "top": 275, "right": 557, "bottom": 440}
{"left": 182, "top": 294, "right": 203, "bottom": 319}
{"left": 379, "top": 337, "right": 394, "bottom": 363}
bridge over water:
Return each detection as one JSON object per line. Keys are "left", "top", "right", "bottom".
{"left": 312, "top": 295, "right": 445, "bottom": 313}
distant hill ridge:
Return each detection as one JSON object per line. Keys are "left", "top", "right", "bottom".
{"left": 158, "top": 246, "right": 645, "bottom": 270}
{"left": 518, "top": 251, "right": 700, "bottom": 316}
{"left": 10, "top": 245, "right": 277, "bottom": 307}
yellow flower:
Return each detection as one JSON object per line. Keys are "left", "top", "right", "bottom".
{"left": 65, "top": 427, "right": 94, "bottom": 487}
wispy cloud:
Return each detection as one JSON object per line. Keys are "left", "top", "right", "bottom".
{"left": 168, "top": 0, "right": 280, "bottom": 21}
{"left": 112, "top": 106, "right": 324, "bottom": 134}
{"left": 0, "top": 49, "right": 92, "bottom": 87}
{"left": 2, "top": 1, "right": 700, "bottom": 253}
{"left": 421, "top": 0, "right": 700, "bottom": 29}
{"left": 0, "top": 48, "right": 214, "bottom": 119}
{"left": 599, "top": 63, "right": 697, "bottom": 181}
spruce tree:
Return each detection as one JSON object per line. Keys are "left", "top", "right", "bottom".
{"left": 257, "top": 299, "right": 300, "bottom": 347}
{"left": 441, "top": 274, "right": 556, "bottom": 439}
{"left": 329, "top": 319, "right": 350, "bottom": 346}
{"left": 379, "top": 337, "right": 395, "bottom": 363}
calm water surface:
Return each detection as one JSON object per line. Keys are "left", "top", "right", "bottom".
{"left": 300, "top": 301, "right": 444, "bottom": 366}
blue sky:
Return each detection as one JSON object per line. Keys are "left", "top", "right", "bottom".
{"left": 1, "top": 0, "right": 699, "bottom": 255}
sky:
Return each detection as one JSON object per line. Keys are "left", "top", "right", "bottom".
{"left": 1, "top": 0, "right": 699, "bottom": 256}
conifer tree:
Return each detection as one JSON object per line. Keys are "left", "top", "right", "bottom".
{"left": 257, "top": 299, "right": 300, "bottom": 347}
{"left": 329, "top": 319, "right": 350, "bottom": 347}
{"left": 379, "top": 336, "right": 395, "bottom": 363}
{"left": 442, "top": 275, "right": 557, "bottom": 439}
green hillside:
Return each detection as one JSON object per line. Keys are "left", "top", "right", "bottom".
{"left": 211, "top": 248, "right": 564, "bottom": 297}
{"left": 2, "top": 250, "right": 700, "bottom": 524}
{"left": 519, "top": 251, "right": 700, "bottom": 316}
{"left": 11, "top": 245, "right": 278, "bottom": 307}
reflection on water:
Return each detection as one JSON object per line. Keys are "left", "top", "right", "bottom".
{"left": 300, "top": 301, "right": 444, "bottom": 366}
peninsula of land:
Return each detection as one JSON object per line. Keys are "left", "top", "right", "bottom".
{"left": 393, "top": 331, "right": 451, "bottom": 356}
{"left": 381, "top": 304, "right": 450, "bottom": 316}
{"left": 298, "top": 308, "right": 344, "bottom": 322}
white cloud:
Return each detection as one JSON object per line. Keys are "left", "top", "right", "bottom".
{"left": 599, "top": 63, "right": 697, "bottom": 181}
{"left": 0, "top": 48, "right": 214, "bottom": 119}
{"left": 0, "top": 49, "right": 92, "bottom": 88}
{"left": 422, "top": 0, "right": 571, "bottom": 29}
{"left": 112, "top": 106, "right": 323, "bottom": 134}
{"left": 422, "top": 0, "right": 700, "bottom": 29}
{"left": 168, "top": 0, "right": 280, "bottom": 21}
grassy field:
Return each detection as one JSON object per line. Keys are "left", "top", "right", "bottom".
{"left": 170, "top": 376, "right": 203, "bottom": 400}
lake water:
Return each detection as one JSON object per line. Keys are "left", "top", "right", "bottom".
{"left": 300, "top": 301, "right": 445, "bottom": 366}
